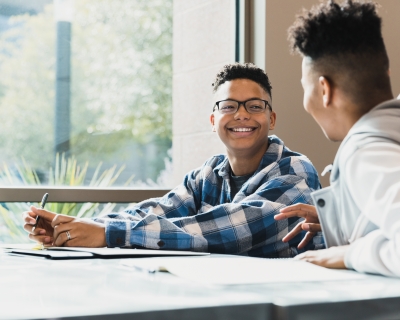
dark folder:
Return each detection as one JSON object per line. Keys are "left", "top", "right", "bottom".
{"left": 6, "top": 247, "right": 209, "bottom": 260}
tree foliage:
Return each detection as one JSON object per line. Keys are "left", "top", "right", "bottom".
{"left": 0, "top": 0, "right": 172, "bottom": 180}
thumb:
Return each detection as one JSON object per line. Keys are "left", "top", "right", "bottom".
{"left": 30, "top": 205, "right": 56, "bottom": 222}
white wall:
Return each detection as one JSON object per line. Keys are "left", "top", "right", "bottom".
{"left": 172, "top": 0, "right": 234, "bottom": 185}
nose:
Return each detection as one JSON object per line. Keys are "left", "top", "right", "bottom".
{"left": 233, "top": 103, "right": 250, "bottom": 120}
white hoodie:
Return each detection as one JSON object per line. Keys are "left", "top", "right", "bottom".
{"left": 311, "top": 99, "right": 400, "bottom": 277}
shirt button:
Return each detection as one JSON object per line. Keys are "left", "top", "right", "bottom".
{"left": 317, "top": 199, "right": 325, "bottom": 207}
{"left": 157, "top": 240, "right": 165, "bottom": 247}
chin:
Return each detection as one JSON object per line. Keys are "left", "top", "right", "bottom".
{"left": 322, "top": 130, "right": 342, "bottom": 142}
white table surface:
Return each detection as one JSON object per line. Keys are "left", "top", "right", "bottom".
{"left": 1, "top": 251, "right": 400, "bottom": 320}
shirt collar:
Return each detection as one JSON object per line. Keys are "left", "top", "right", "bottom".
{"left": 214, "top": 135, "right": 284, "bottom": 178}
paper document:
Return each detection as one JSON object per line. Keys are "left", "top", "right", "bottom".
{"left": 4, "top": 246, "right": 209, "bottom": 260}
{"left": 8, "top": 248, "right": 94, "bottom": 259}
{"left": 122, "top": 255, "right": 366, "bottom": 285}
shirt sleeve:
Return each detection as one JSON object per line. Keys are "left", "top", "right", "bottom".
{"left": 344, "top": 142, "right": 400, "bottom": 277}
{"left": 95, "top": 157, "right": 321, "bottom": 257}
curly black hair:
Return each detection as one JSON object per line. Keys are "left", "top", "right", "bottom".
{"left": 212, "top": 63, "right": 272, "bottom": 98}
{"left": 288, "top": 0, "right": 391, "bottom": 104}
{"left": 288, "top": 0, "right": 386, "bottom": 59}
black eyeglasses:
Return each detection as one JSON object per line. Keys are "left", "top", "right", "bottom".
{"left": 213, "top": 98, "right": 272, "bottom": 114}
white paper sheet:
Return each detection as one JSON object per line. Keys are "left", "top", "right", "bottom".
{"left": 122, "top": 255, "right": 365, "bottom": 285}
{"left": 48, "top": 247, "right": 209, "bottom": 257}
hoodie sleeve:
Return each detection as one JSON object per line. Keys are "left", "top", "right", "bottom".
{"left": 344, "top": 142, "right": 400, "bottom": 277}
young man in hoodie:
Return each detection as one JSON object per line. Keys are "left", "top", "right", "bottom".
{"left": 274, "top": 0, "right": 400, "bottom": 277}
{"left": 24, "top": 63, "right": 323, "bottom": 258}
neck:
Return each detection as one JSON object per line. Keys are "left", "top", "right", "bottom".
{"left": 227, "top": 143, "right": 268, "bottom": 176}
{"left": 336, "top": 90, "right": 394, "bottom": 141}
{"left": 351, "top": 91, "right": 394, "bottom": 126}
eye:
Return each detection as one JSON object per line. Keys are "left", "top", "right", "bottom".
{"left": 220, "top": 105, "right": 235, "bottom": 110}
{"left": 219, "top": 103, "right": 236, "bottom": 111}
{"left": 247, "top": 103, "right": 264, "bottom": 111}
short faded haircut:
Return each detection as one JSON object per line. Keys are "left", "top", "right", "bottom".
{"left": 288, "top": 0, "right": 390, "bottom": 104}
{"left": 212, "top": 63, "right": 272, "bottom": 99}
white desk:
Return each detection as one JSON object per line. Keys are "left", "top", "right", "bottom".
{"left": 1, "top": 252, "right": 400, "bottom": 320}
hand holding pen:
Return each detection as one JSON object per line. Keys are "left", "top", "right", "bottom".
{"left": 23, "top": 193, "right": 106, "bottom": 247}
{"left": 31, "top": 192, "right": 48, "bottom": 234}
{"left": 22, "top": 193, "right": 57, "bottom": 246}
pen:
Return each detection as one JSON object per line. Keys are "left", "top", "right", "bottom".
{"left": 32, "top": 193, "right": 49, "bottom": 233}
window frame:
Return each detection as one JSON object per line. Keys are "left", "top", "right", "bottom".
{"left": 0, "top": 187, "right": 170, "bottom": 203}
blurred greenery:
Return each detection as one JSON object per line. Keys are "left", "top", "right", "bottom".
{"left": 0, "top": 0, "right": 172, "bottom": 183}
{"left": 0, "top": 154, "right": 134, "bottom": 243}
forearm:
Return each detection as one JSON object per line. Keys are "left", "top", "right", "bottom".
{"left": 100, "top": 168, "right": 319, "bottom": 254}
{"left": 345, "top": 229, "right": 400, "bottom": 277}
{"left": 104, "top": 215, "right": 208, "bottom": 250}
{"left": 345, "top": 144, "right": 400, "bottom": 276}
{"left": 103, "top": 199, "right": 305, "bottom": 256}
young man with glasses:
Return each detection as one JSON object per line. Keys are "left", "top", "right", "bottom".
{"left": 24, "top": 63, "right": 323, "bottom": 258}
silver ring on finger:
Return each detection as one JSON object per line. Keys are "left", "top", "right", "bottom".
{"left": 66, "top": 230, "right": 71, "bottom": 241}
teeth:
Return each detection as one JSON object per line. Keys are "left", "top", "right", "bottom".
{"left": 232, "top": 128, "right": 253, "bottom": 132}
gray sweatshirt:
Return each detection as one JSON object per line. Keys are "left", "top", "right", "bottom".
{"left": 311, "top": 99, "right": 400, "bottom": 277}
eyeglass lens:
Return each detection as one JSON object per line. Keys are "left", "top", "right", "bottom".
{"left": 217, "top": 99, "right": 268, "bottom": 114}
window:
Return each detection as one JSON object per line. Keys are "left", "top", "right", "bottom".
{"left": 0, "top": 0, "right": 172, "bottom": 243}
{"left": 0, "top": 0, "right": 173, "bottom": 188}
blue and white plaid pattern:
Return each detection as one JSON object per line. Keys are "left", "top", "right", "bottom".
{"left": 95, "top": 135, "right": 324, "bottom": 258}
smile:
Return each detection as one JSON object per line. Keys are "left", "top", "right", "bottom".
{"left": 229, "top": 127, "right": 256, "bottom": 132}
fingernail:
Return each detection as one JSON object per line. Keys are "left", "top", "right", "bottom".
{"left": 30, "top": 219, "right": 36, "bottom": 224}
{"left": 40, "top": 230, "right": 46, "bottom": 235}
{"left": 44, "top": 237, "right": 51, "bottom": 243}
{"left": 303, "top": 224, "right": 310, "bottom": 231}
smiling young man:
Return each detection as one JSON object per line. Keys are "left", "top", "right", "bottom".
{"left": 24, "top": 63, "right": 322, "bottom": 257}
{"left": 274, "top": 0, "right": 400, "bottom": 277}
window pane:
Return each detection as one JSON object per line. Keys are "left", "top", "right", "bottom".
{"left": 0, "top": 0, "right": 173, "bottom": 188}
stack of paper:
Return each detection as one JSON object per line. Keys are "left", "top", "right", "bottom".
{"left": 122, "top": 255, "right": 366, "bottom": 285}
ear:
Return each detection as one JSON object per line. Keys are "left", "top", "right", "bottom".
{"left": 269, "top": 111, "right": 277, "bottom": 130}
{"left": 210, "top": 113, "right": 216, "bottom": 132}
{"left": 319, "top": 76, "right": 332, "bottom": 108}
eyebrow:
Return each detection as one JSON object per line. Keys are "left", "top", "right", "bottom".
{"left": 224, "top": 97, "right": 264, "bottom": 101}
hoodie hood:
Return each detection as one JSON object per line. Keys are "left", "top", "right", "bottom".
{"left": 331, "top": 99, "right": 400, "bottom": 182}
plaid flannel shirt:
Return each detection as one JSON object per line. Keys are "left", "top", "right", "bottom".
{"left": 94, "top": 135, "right": 324, "bottom": 258}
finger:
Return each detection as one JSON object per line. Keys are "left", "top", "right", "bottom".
{"left": 62, "top": 238, "right": 79, "bottom": 247}
{"left": 275, "top": 210, "right": 310, "bottom": 220}
{"left": 51, "top": 214, "right": 75, "bottom": 228}
{"left": 294, "top": 251, "right": 313, "bottom": 261}
{"left": 53, "top": 230, "right": 73, "bottom": 247}
{"left": 30, "top": 206, "right": 57, "bottom": 222}
{"left": 302, "top": 223, "right": 322, "bottom": 233}
{"left": 294, "top": 251, "right": 321, "bottom": 266}
{"left": 279, "top": 203, "right": 317, "bottom": 214}
{"left": 22, "top": 211, "right": 37, "bottom": 225}
{"left": 282, "top": 221, "right": 304, "bottom": 242}
{"left": 28, "top": 234, "right": 53, "bottom": 245}
{"left": 23, "top": 223, "right": 47, "bottom": 235}
{"left": 297, "top": 231, "right": 317, "bottom": 249}
{"left": 53, "top": 222, "right": 73, "bottom": 241}
{"left": 297, "top": 256, "right": 320, "bottom": 266}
